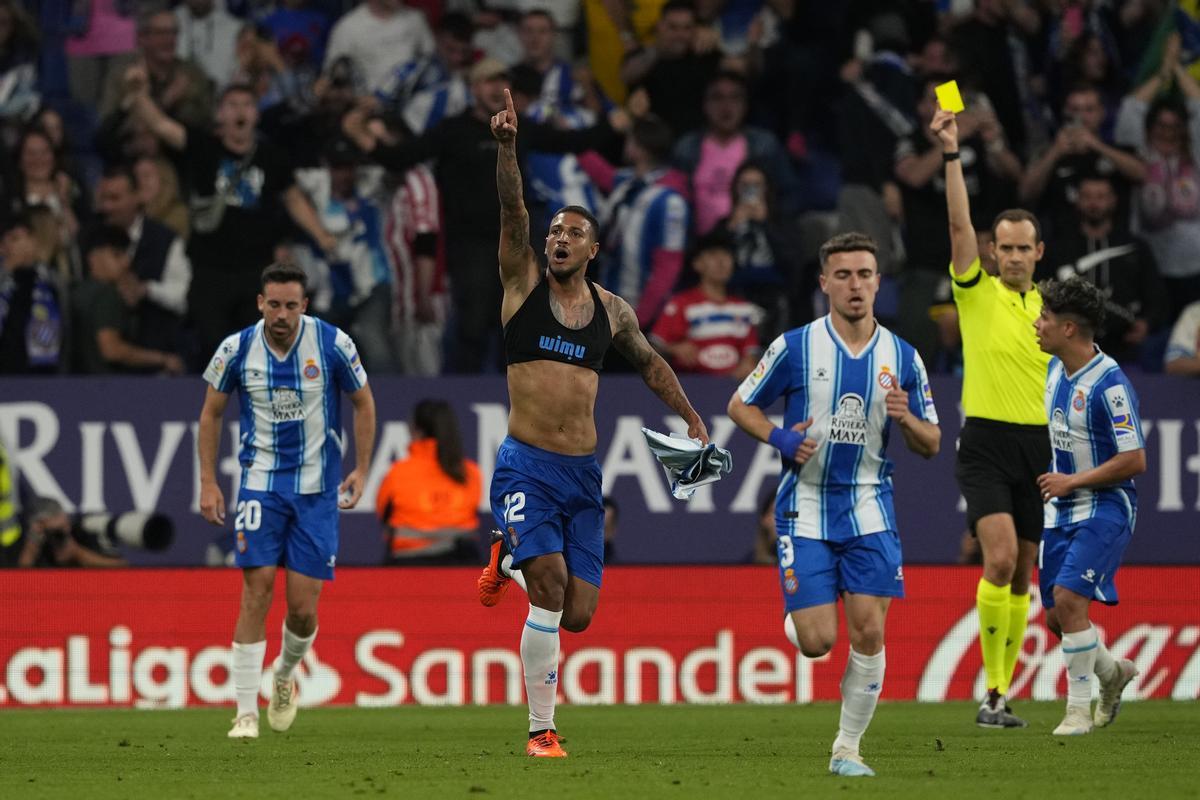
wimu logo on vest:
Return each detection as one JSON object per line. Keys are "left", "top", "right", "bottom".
{"left": 539, "top": 335, "right": 587, "bottom": 362}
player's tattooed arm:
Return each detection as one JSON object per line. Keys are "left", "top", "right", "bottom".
{"left": 609, "top": 294, "right": 710, "bottom": 443}
{"left": 496, "top": 140, "right": 530, "bottom": 259}
{"left": 492, "top": 88, "right": 533, "bottom": 284}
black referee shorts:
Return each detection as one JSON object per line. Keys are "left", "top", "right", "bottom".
{"left": 956, "top": 418, "right": 1051, "bottom": 543}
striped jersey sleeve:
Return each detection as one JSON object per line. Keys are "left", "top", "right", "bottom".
{"left": 402, "top": 165, "right": 440, "bottom": 235}
{"left": 328, "top": 325, "right": 368, "bottom": 391}
{"left": 1097, "top": 374, "right": 1144, "bottom": 454}
{"left": 202, "top": 331, "right": 246, "bottom": 394}
{"left": 656, "top": 191, "right": 689, "bottom": 254}
{"left": 901, "top": 344, "right": 939, "bottom": 424}
{"left": 737, "top": 334, "right": 792, "bottom": 407}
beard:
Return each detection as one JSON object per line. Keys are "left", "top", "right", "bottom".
{"left": 268, "top": 322, "right": 294, "bottom": 344}
{"left": 547, "top": 259, "right": 585, "bottom": 282}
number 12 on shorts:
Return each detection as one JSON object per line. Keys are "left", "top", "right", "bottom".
{"left": 503, "top": 492, "right": 526, "bottom": 524}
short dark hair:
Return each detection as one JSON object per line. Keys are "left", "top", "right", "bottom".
{"left": 1145, "top": 97, "right": 1187, "bottom": 138}
{"left": 1064, "top": 82, "right": 1101, "bottom": 103}
{"left": 661, "top": 0, "right": 696, "bottom": 19}
{"left": 100, "top": 162, "right": 138, "bottom": 189}
{"left": 260, "top": 262, "right": 308, "bottom": 293}
{"left": 509, "top": 68, "right": 544, "bottom": 100}
{"left": 554, "top": 205, "right": 601, "bottom": 243}
{"left": 630, "top": 113, "right": 674, "bottom": 162}
{"left": 819, "top": 231, "right": 878, "bottom": 268}
{"left": 438, "top": 11, "right": 474, "bottom": 41}
{"left": 991, "top": 208, "right": 1042, "bottom": 243}
{"left": 520, "top": 8, "right": 555, "bottom": 26}
{"left": 1040, "top": 276, "right": 1106, "bottom": 336}
{"left": 706, "top": 70, "right": 749, "bottom": 97}
{"left": 219, "top": 83, "right": 257, "bottom": 104}
{"left": 84, "top": 225, "right": 132, "bottom": 255}
{"left": 137, "top": 7, "right": 175, "bottom": 35}
{"left": 690, "top": 230, "right": 734, "bottom": 264}
{"left": 1076, "top": 171, "right": 1115, "bottom": 191}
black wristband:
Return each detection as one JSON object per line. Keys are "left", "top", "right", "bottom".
{"left": 943, "top": 151, "right": 960, "bottom": 162}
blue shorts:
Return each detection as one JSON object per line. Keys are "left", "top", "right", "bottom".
{"left": 1039, "top": 516, "right": 1131, "bottom": 609}
{"left": 234, "top": 488, "right": 340, "bottom": 581}
{"left": 490, "top": 436, "right": 605, "bottom": 588}
{"left": 778, "top": 531, "right": 905, "bottom": 612}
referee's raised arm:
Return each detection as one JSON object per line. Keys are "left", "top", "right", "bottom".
{"left": 933, "top": 108, "right": 979, "bottom": 275}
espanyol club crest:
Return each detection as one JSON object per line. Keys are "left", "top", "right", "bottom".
{"left": 304, "top": 359, "right": 321, "bottom": 380}
{"left": 877, "top": 366, "right": 896, "bottom": 390}
{"left": 783, "top": 568, "right": 799, "bottom": 594}
{"left": 1072, "top": 391, "right": 1085, "bottom": 411}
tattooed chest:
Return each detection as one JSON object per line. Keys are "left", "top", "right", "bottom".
{"left": 550, "top": 295, "right": 595, "bottom": 330}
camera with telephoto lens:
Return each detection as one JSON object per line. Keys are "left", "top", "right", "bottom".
{"left": 78, "top": 512, "right": 174, "bottom": 552}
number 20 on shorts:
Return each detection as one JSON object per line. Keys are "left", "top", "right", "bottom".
{"left": 235, "top": 499, "right": 262, "bottom": 532}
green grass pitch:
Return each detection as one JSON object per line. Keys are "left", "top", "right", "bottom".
{"left": 2, "top": 702, "right": 1197, "bottom": 799}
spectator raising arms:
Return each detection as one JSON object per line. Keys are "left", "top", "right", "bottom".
{"left": 124, "top": 70, "right": 334, "bottom": 361}
{"left": 100, "top": 8, "right": 214, "bottom": 131}
{"left": 621, "top": 0, "right": 721, "bottom": 139}
{"left": 1116, "top": 40, "right": 1200, "bottom": 317}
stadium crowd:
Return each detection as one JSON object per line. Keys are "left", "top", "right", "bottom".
{"left": 2, "top": 0, "right": 1200, "bottom": 379}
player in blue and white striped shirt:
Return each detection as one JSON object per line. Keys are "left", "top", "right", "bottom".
{"left": 728, "top": 233, "right": 941, "bottom": 778}
{"left": 198, "top": 263, "right": 376, "bottom": 740}
{"left": 1033, "top": 277, "right": 1143, "bottom": 736}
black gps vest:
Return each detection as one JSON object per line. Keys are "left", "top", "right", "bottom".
{"left": 504, "top": 278, "right": 612, "bottom": 372}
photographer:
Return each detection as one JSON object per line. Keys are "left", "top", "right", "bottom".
{"left": 12, "top": 498, "right": 127, "bottom": 568}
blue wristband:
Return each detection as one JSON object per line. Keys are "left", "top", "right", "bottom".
{"left": 768, "top": 426, "right": 805, "bottom": 458}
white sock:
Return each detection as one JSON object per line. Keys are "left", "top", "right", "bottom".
{"left": 232, "top": 640, "right": 266, "bottom": 717}
{"left": 521, "top": 604, "right": 562, "bottom": 733}
{"left": 833, "top": 648, "right": 885, "bottom": 754}
{"left": 1092, "top": 625, "right": 1117, "bottom": 682}
{"left": 784, "top": 614, "right": 799, "bottom": 648}
{"left": 1062, "top": 628, "right": 1099, "bottom": 710}
{"left": 275, "top": 622, "right": 317, "bottom": 680}
{"left": 501, "top": 554, "right": 528, "bottom": 593}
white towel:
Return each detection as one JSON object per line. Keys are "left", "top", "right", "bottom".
{"left": 641, "top": 427, "right": 734, "bottom": 500}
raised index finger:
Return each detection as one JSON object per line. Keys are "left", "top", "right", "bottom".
{"left": 504, "top": 88, "right": 515, "bottom": 116}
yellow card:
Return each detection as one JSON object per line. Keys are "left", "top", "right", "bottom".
{"left": 935, "top": 80, "right": 965, "bottom": 113}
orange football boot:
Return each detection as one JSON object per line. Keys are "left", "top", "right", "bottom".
{"left": 526, "top": 730, "right": 567, "bottom": 758}
{"left": 477, "top": 534, "right": 511, "bottom": 607}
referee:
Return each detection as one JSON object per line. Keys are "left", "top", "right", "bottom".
{"left": 935, "top": 107, "right": 1051, "bottom": 728}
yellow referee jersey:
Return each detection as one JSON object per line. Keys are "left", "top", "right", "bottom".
{"left": 950, "top": 258, "right": 1050, "bottom": 425}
